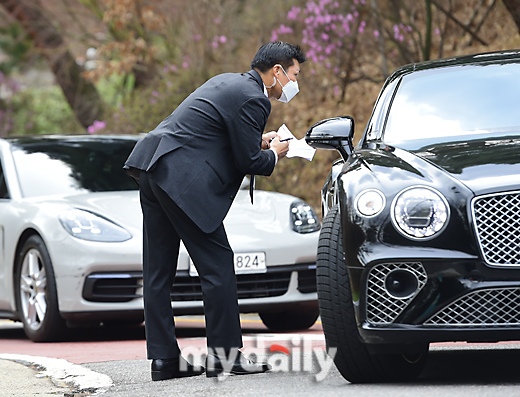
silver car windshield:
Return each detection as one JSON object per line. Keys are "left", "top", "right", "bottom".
{"left": 10, "top": 138, "right": 138, "bottom": 198}
{"left": 383, "top": 62, "right": 520, "bottom": 150}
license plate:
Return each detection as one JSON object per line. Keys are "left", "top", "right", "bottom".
{"left": 189, "top": 252, "right": 266, "bottom": 277}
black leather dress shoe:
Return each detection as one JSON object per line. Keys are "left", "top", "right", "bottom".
{"left": 205, "top": 350, "right": 271, "bottom": 378}
{"left": 151, "top": 357, "right": 204, "bottom": 381}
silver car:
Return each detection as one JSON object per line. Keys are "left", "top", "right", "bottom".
{"left": 0, "top": 135, "right": 320, "bottom": 341}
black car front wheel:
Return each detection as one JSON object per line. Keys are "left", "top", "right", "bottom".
{"left": 14, "top": 235, "right": 66, "bottom": 342}
{"left": 317, "top": 206, "right": 428, "bottom": 383}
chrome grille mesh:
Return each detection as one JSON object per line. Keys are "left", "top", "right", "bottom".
{"left": 366, "top": 262, "right": 427, "bottom": 324}
{"left": 473, "top": 192, "right": 520, "bottom": 266}
{"left": 425, "top": 287, "right": 520, "bottom": 326}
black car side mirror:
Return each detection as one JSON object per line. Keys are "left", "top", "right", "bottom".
{"left": 305, "top": 116, "right": 355, "bottom": 161}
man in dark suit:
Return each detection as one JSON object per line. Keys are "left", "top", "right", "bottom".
{"left": 124, "top": 41, "right": 306, "bottom": 380}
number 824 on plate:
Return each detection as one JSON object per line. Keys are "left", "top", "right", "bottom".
{"left": 189, "top": 252, "right": 266, "bottom": 276}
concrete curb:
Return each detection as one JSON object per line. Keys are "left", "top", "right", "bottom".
{"left": 0, "top": 354, "right": 113, "bottom": 396}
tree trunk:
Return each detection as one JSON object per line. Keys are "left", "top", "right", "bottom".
{"left": 502, "top": 0, "right": 520, "bottom": 34}
{"left": 0, "top": 0, "right": 103, "bottom": 129}
{"left": 423, "top": 0, "right": 432, "bottom": 61}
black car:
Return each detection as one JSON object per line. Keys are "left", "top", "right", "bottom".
{"left": 306, "top": 50, "right": 520, "bottom": 383}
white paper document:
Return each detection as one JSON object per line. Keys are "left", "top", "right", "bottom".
{"left": 277, "top": 124, "right": 316, "bottom": 161}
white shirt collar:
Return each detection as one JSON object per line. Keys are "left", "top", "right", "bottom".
{"left": 263, "top": 83, "right": 268, "bottom": 98}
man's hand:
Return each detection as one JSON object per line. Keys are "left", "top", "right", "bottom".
{"left": 261, "top": 131, "right": 278, "bottom": 149}
{"left": 270, "top": 137, "right": 290, "bottom": 159}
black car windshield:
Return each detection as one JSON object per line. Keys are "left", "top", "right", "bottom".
{"left": 10, "top": 137, "right": 138, "bottom": 198}
{"left": 383, "top": 62, "right": 520, "bottom": 150}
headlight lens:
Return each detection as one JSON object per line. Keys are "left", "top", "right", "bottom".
{"left": 290, "top": 201, "right": 321, "bottom": 234}
{"left": 355, "top": 189, "right": 386, "bottom": 217}
{"left": 391, "top": 186, "right": 449, "bottom": 240}
{"left": 59, "top": 209, "right": 132, "bottom": 242}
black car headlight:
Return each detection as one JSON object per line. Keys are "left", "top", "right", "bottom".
{"left": 391, "top": 186, "right": 449, "bottom": 240}
{"left": 59, "top": 209, "right": 132, "bottom": 242}
{"left": 290, "top": 201, "right": 321, "bottom": 234}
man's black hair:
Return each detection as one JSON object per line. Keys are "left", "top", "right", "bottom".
{"left": 251, "top": 42, "right": 306, "bottom": 72}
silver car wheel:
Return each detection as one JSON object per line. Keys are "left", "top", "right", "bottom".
{"left": 19, "top": 248, "right": 47, "bottom": 331}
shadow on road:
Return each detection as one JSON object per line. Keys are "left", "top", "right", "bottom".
{"left": 416, "top": 347, "right": 520, "bottom": 384}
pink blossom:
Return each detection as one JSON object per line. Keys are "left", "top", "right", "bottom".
{"left": 279, "top": 24, "right": 293, "bottom": 34}
{"left": 288, "top": 6, "right": 301, "bottom": 20}
{"left": 219, "top": 35, "right": 227, "bottom": 43}
{"left": 87, "top": 120, "right": 106, "bottom": 134}
{"left": 182, "top": 61, "right": 189, "bottom": 68}
{"left": 374, "top": 30, "right": 380, "bottom": 37}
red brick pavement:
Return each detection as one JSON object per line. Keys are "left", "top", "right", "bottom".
{"left": 0, "top": 316, "right": 325, "bottom": 364}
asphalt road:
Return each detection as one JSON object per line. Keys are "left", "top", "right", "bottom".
{"left": 1, "top": 316, "right": 520, "bottom": 396}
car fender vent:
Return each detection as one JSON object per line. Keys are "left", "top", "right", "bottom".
{"left": 366, "top": 262, "right": 427, "bottom": 324}
{"left": 83, "top": 272, "right": 143, "bottom": 302}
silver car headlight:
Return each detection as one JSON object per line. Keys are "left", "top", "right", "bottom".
{"left": 391, "top": 186, "right": 449, "bottom": 240}
{"left": 59, "top": 209, "right": 132, "bottom": 242}
{"left": 290, "top": 201, "right": 321, "bottom": 234}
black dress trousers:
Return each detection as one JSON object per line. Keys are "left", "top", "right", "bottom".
{"left": 139, "top": 171, "right": 243, "bottom": 359}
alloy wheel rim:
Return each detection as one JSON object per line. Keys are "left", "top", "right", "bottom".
{"left": 19, "top": 248, "right": 47, "bottom": 331}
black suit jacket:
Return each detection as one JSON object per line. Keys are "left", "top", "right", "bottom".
{"left": 125, "top": 70, "right": 276, "bottom": 233}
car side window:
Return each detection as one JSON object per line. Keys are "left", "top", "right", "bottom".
{"left": 0, "top": 160, "right": 10, "bottom": 199}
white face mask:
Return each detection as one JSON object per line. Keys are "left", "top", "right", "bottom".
{"left": 275, "top": 65, "right": 299, "bottom": 103}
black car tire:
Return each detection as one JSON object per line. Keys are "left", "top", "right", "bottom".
{"left": 259, "top": 309, "right": 319, "bottom": 331}
{"left": 14, "top": 235, "right": 66, "bottom": 342}
{"left": 317, "top": 206, "right": 428, "bottom": 383}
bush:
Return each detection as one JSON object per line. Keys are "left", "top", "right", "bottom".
{"left": 9, "top": 86, "right": 82, "bottom": 135}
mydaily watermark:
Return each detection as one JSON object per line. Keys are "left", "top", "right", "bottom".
{"left": 180, "top": 335, "right": 337, "bottom": 382}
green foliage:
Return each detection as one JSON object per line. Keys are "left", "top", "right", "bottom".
{"left": 100, "top": 68, "right": 203, "bottom": 134}
{"left": 10, "top": 86, "right": 82, "bottom": 135}
{"left": 0, "top": 23, "right": 31, "bottom": 75}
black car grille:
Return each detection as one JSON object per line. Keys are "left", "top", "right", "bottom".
{"left": 83, "top": 265, "right": 316, "bottom": 303}
{"left": 473, "top": 191, "right": 520, "bottom": 266}
{"left": 424, "top": 287, "right": 520, "bottom": 326}
{"left": 171, "top": 265, "right": 317, "bottom": 301}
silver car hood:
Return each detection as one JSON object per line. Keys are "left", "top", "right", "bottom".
{"left": 40, "top": 189, "right": 279, "bottom": 231}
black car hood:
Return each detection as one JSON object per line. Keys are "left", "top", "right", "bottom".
{"left": 409, "top": 136, "right": 520, "bottom": 195}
